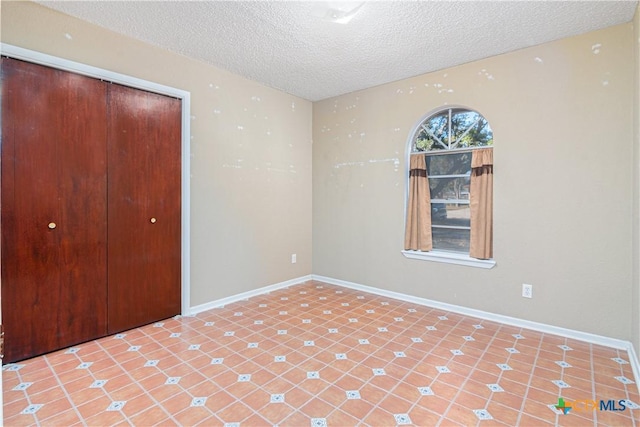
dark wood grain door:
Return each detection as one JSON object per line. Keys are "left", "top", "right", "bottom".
{"left": 107, "top": 84, "right": 181, "bottom": 334}
{"left": 1, "top": 58, "right": 108, "bottom": 362}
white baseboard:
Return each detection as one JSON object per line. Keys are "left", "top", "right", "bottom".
{"left": 184, "top": 272, "right": 640, "bottom": 395}
{"left": 627, "top": 344, "right": 640, "bottom": 396}
{"left": 312, "top": 274, "right": 640, "bottom": 393}
{"left": 312, "top": 275, "right": 629, "bottom": 348}
{"left": 187, "top": 275, "right": 313, "bottom": 315}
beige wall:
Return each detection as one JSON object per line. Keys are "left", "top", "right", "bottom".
{"left": 313, "top": 24, "right": 634, "bottom": 340}
{"left": 3, "top": 1, "right": 638, "bottom": 343}
{"left": 633, "top": 3, "right": 640, "bottom": 352}
{"left": 1, "top": 1, "right": 313, "bottom": 306}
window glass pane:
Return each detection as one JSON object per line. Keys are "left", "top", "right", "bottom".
{"left": 431, "top": 204, "right": 470, "bottom": 227}
{"left": 432, "top": 228, "right": 470, "bottom": 252}
{"left": 429, "top": 177, "right": 470, "bottom": 200}
{"left": 451, "top": 109, "right": 493, "bottom": 148}
{"left": 426, "top": 152, "right": 471, "bottom": 176}
{"left": 426, "top": 110, "right": 448, "bottom": 144}
{"left": 415, "top": 128, "right": 438, "bottom": 151}
{"left": 451, "top": 110, "right": 478, "bottom": 144}
{"left": 413, "top": 108, "right": 493, "bottom": 152}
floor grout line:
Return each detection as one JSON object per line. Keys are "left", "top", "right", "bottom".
{"left": 41, "top": 353, "right": 86, "bottom": 427}
{"left": 513, "top": 328, "right": 544, "bottom": 427}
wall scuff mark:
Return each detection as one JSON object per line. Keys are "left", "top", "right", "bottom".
{"left": 333, "top": 158, "right": 399, "bottom": 169}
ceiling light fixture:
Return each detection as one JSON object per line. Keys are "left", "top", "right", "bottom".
{"left": 312, "top": 1, "right": 365, "bottom": 24}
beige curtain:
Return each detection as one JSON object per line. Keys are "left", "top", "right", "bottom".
{"left": 470, "top": 148, "right": 493, "bottom": 259}
{"left": 404, "top": 154, "right": 432, "bottom": 251}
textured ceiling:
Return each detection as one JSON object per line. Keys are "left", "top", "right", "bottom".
{"left": 36, "top": 1, "right": 638, "bottom": 101}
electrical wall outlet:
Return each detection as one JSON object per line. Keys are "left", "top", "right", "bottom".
{"left": 522, "top": 283, "right": 533, "bottom": 298}
{"left": 291, "top": 254, "right": 297, "bottom": 264}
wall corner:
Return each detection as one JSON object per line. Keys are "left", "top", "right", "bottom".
{"left": 632, "top": 3, "right": 640, "bottom": 355}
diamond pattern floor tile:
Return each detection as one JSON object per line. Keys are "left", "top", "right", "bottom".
{"left": 3, "top": 280, "right": 640, "bottom": 426}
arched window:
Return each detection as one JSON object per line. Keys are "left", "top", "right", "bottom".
{"left": 403, "top": 107, "right": 495, "bottom": 268}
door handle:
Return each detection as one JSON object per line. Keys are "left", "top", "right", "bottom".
{"left": 48, "top": 222, "right": 57, "bottom": 229}
{"left": 150, "top": 218, "right": 157, "bottom": 224}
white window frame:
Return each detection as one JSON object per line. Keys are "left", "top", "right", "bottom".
{"left": 402, "top": 106, "right": 495, "bottom": 269}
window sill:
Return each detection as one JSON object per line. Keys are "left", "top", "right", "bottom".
{"left": 401, "top": 250, "right": 496, "bottom": 269}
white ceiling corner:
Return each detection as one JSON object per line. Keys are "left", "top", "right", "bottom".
{"left": 34, "top": 1, "right": 638, "bottom": 101}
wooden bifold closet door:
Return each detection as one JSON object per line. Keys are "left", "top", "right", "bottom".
{"left": 107, "top": 84, "right": 182, "bottom": 335}
{"left": 1, "top": 58, "right": 109, "bottom": 363}
{"left": 1, "top": 57, "right": 181, "bottom": 363}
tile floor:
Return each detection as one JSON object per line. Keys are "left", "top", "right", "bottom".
{"left": 3, "top": 280, "right": 640, "bottom": 426}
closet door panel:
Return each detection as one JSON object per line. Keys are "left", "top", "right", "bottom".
{"left": 1, "top": 58, "right": 108, "bottom": 362}
{"left": 107, "top": 84, "right": 181, "bottom": 334}
{"left": 56, "top": 71, "right": 109, "bottom": 348}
